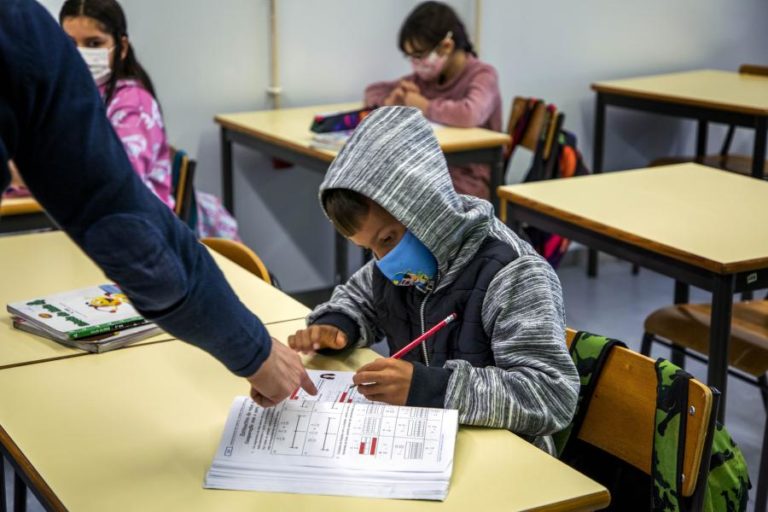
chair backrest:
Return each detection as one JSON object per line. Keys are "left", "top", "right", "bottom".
{"left": 201, "top": 237, "right": 272, "bottom": 285}
{"left": 169, "top": 146, "right": 197, "bottom": 224}
{"left": 739, "top": 64, "right": 768, "bottom": 77}
{"left": 564, "top": 328, "right": 713, "bottom": 497}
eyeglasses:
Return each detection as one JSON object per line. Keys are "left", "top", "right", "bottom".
{"left": 402, "top": 31, "right": 453, "bottom": 61}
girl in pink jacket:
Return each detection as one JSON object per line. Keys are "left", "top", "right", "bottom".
{"left": 60, "top": 0, "right": 239, "bottom": 240}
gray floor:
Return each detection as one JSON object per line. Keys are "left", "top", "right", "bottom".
{"left": 3, "top": 256, "right": 764, "bottom": 510}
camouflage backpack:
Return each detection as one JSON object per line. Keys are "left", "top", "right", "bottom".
{"left": 555, "top": 332, "right": 751, "bottom": 511}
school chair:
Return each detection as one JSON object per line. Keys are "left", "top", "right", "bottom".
{"left": 648, "top": 64, "right": 768, "bottom": 178}
{"left": 563, "top": 328, "right": 718, "bottom": 510}
{"left": 201, "top": 237, "right": 273, "bottom": 286}
{"left": 641, "top": 298, "right": 768, "bottom": 511}
{"left": 504, "top": 97, "right": 564, "bottom": 185}
{"left": 169, "top": 146, "right": 197, "bottom": 227}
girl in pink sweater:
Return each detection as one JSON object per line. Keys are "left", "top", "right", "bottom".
{"left": 60, "top": 0, "right": 239, "bottom": 240}
{"left": 365, "top": 1, "right": 502, "bottom": 200}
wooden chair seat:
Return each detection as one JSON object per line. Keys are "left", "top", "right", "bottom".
{"left": 644, "top": 300, "right": 768, "bottom": 376}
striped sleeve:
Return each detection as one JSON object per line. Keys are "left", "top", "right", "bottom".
{"left": 307, "top": 261, "right": 384, "bottom": 348}
{"left": 443, "top": 254, "right": 579, "bottom": 437}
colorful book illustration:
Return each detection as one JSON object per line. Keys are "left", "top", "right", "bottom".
{"left": 7, "top": 284, "right": 153, "bottom": 344}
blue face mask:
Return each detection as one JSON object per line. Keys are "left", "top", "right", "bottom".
{"left": 375, "top": 230, "right": 437, "bottom": 292}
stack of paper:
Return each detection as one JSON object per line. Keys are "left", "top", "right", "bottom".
{"left": 205, "top": 370, "right": 458, "bottom": 501}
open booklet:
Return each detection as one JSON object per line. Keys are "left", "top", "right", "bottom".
{"left": 205, "top": 370, "right": 459, "bottom": 501}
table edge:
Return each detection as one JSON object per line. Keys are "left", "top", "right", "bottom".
{"left": 498, "top": 190, "right": 768, "bottom": 274}
{"left": 590, "top": 82, "right": 768, "bottom": 116}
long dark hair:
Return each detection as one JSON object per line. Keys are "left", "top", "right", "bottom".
{"left": 398, "top": 1, "right": 476, "bottom": 57}
{"left": 59, "top": 0, "right": 157, "bottom": 106}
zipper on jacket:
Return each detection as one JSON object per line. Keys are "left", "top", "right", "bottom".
{"left": 419, "top": 290, "right": 432, "bottom": 367}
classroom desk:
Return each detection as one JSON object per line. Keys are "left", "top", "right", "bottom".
{"left": 0, "top": 231, "right": 309, "bottom": 370}
{"left": 588, "top": 69, "right": 768, "bottom": 276}
{"left": 215, "top": 102, "right": 511, "bottom": 284}
{"left": 0, "top": 320, "right": 609, "bottom": 512}
{"left": 0, "top": 196, "right": 55, "bottom": 235}
{"left": 499, "top": 163, "right": 768, "bottom": 421}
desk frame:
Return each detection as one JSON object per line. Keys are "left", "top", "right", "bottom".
{"left": 220, "top": 126, "right": 505, "bottom": 285}
{"left": 505, "top": 201, "right": 768, "bottom": 422}
{"left": 589, "top": 91, "right": 768, "bottom": 277}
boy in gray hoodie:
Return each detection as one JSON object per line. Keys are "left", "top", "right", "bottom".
{"left": 289, "top": 106, "right": 578, "bottom": 453}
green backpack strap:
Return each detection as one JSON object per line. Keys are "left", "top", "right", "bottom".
{"left": 652, "top": 359, "right": 691, "bottom": 511}
{"left": 653, "top": 360, "right": 751, "bottom": 512}
{"left": 554, "top": 331, "right": 626, "bottom": 457}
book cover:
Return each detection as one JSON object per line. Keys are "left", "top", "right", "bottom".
{"left": 7, "top": 284, "right": 148, "bottom": 340}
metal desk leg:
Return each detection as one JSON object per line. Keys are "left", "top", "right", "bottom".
{"left": 588, "top": 94, "right": 606, "bottom": 278}
{"left": 1, "top": 457, "right": 6, "bottom": 512}
{"left": 753, "top": 116, "right": 767, "bottom": 179}
{"left": 12, "top": 473, "right": 24, "bottom": 512}
{"left": 334, "top": 232, "right": 348, "bottom": 285}
{"left": 671, "top": 281, "right": 690, "bottom": 368}
{"left": 696, "top": 119, "right": 709, "bottom": 159}
{"left": 220, "top": 127, "right": 234, "bottom": 214}
{"left": 490, "top": 146, "right": 503, "bottom": 214}
{"left": 707, "top": 274, "right": 735, "bottom": 423}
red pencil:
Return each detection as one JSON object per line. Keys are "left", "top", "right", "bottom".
{"left": 391, "top": 313, "right": 458, "bottom": 360}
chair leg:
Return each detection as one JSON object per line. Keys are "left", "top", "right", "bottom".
{"left": 12, "top": 473, "right": 24, "bottom": 512}
{"left": 640, "top": 332, "right": 654, "bottom": 356}
{"left": 760, "top": 374, "right": 768, "bottom": 413}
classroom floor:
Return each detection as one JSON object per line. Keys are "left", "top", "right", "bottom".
{"left": 4, "top": 255, "right": 764, "bottom": 510}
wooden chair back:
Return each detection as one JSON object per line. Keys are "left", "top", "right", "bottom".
{"left": 169, "top": 146, "right": 197, "bottom": 225}
{"left": 564, "top": 328, "right": 714, "bottom": 497}
{"left": 201, "top": 238, "right": 272, "bottom": 285}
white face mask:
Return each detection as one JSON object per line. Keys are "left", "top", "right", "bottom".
{"left": 78, "top": 47, "right": 114, "bottom": 86}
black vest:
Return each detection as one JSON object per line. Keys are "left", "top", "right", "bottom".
{"left": 372, "top": 238, "right": 517, "bottom": 367}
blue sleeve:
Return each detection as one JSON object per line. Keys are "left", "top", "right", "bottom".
{"left": 0, "top": 0, "right": 270, "bottom": 377}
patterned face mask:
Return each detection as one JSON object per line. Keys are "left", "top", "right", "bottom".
{"left": 78, "top": 47, "right": 114, "bottom": 86}
{"left": 375, "top": 230, "right": 437, "bottom": 292}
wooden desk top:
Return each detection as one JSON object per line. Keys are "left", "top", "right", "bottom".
{"left": 0, "top": 325, "right": 608, "bottom": 512}
{"left": 0, "top": 196, "right": 43, "bottom": 216}
{"left": 498, "top": 163, "right": 768, "bottom": 274}
{"left": 215, "top": 102, "right": 510, "bottom": 161}
{"left": 592, "top": 69, "right": 768, "bottom": 116}
{"left": 0, "top": 232, "right": 308, "bottom": 369}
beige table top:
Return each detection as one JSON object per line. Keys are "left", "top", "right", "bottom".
{"left": 0, "top": 196, "right": 43, "bottom": 216}
{"left": 592, "top": 69, "right": 768, "bottom": 116}
{"left": 0, "top": 232, "right": 308, "bottom": 369}
{"left": 0, "top": 320, "right": 608, "bottom": 512}
{"left": 215, "top": 102, "right": 510, "bottom": 161}
{"left": 498, "top": 163, "right": 768, "bottom": 274}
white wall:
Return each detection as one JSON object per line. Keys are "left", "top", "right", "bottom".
{"left": 39, "top": 0, "right": 768, "bottom": 291}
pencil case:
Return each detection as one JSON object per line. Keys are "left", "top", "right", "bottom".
{"left": 310, "top": 107, "right": 376, "bottom": 133}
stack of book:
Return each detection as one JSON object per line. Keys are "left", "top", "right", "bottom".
{"left": 205, "top": 370, "right": 458, "bottom": 501}
{"left": 309, "top": 130, "right": 353, "bottom": 152}
{"left": 7, "top": 284, "right": 160, "bottom": 352}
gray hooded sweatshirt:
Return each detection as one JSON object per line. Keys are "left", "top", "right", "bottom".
{"left": 309, "top": 106, "right": 578, "bottom": 453}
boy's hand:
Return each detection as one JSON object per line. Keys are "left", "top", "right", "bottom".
{"left": 353, "top": 358, "right": 414, "bottom": 405}
{"left": 247, "top": 338, "right": 317, "bottom": 407}
{"left": 288, "top": 325, "right": 348, "bottom": 354}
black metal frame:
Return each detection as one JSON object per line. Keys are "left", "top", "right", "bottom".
{"left": 0, "top": 213, "right": 55, "bottom": 236}
{"left": 588, "top": 90, "right": 768, "bottom": 278}
{"left": 505, "top": 201, "right": 768, "bottom": 422}
{"left": 220, "top": 125, "right": 506, "bottom": 288}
